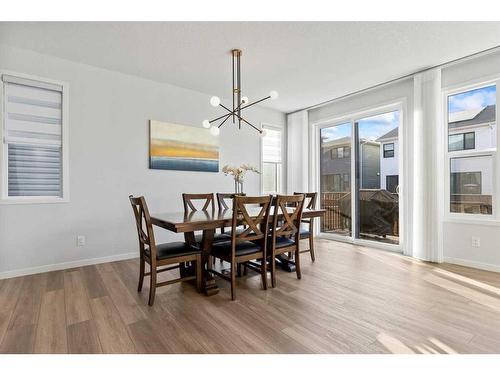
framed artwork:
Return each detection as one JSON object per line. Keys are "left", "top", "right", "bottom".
{"left": 149, "top": 120, "right": 219, "bottom": 172}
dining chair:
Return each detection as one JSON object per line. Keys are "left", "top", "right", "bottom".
{"left": 129, "top": 195, "right": 202, "bottom": 306}
{"left": 208, "top": 195, "right": 272, "bottom": 300}
{"left": 216, "top": 192, "right": 246, "bottom": 234}
{"left": 294, "top": 192, "right": 318, "bottom": 262}
{"left": 268, "top": 194, "right": 305, "bottom": 287}
{"left": 182, "top": 193, "right": 229, "bottom": 244}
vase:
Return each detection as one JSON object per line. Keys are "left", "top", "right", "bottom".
{"left": 234, "top": 180, "right": 244, "bottom": 194}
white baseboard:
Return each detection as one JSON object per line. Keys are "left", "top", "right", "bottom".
{"left": 0, "top": 252, "right": 138, "bottom": 280}
{"left": 444, "top": 257, "right": 500, "bottom": 273}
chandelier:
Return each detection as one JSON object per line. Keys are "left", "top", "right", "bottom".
{"left": 202, "top": 49, "right": 278, "bottom": 135}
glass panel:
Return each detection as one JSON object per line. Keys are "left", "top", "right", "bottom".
{"left": 357, "top": 111, "right": 400, "bottom": 245}
{"left": 448, "top": 85, "right": 496, "bottom": 152}
{"left": 450, "top": 156, "right": 492, "bottom": 215}
{"left": 262, "top": 162, "right": 277, "bottom": 193}
{"left": 320, "top": 123, "right": 352, "bottom": 237}
{"left": 262, "top": 128, "right": 282, "bottom": 162}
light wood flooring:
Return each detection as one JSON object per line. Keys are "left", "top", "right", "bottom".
{"left": 1, "top": 239, "right": 500, "bottom": 354}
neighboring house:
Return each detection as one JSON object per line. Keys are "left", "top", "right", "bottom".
{"left": 377, "top": 104, "right": 496, "bottom": 196}
{"left": 376, "top": 128, "right": 399, "bottom": 193}
{"left": 448, "top": 105, "right": 496, "bottom": 201}
{"left": 321, "top": 136, "right": 380, "bottom": 192}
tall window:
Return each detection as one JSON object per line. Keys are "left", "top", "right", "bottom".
{"left": 261, "top": 125, "right": 282, "bottom": 194}
{"left": 383, "top": 143, "right": 394, "bottom": 158}
{"left": 447, "top": 84, "right": 496, "bottom": 215}
{"left": 1, "top": 74, "right": 67, "bottom": 202}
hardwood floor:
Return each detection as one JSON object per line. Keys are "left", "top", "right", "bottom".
{"left": 1, "top": 238, "right": 500, "bottom": 354}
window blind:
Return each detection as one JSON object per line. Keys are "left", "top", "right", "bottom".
{"left": 262, "top": 128, "right": 282, "bottom": 163}
{"left": 3, "top": 75, "right": 63, "bottom": 197}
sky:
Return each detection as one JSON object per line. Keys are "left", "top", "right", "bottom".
{"left": 448, "top": 85, "right": 496, "bottom": 113}
{"left": 321, "top": 110, "right": 400, "bottom": 143}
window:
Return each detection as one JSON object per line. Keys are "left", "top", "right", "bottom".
{"left": 447, "top": 84, "right": 496, "bottom": 216}
{"left": 383, "top": 143, "right": 394, "bottom": 158}
{"left": 330, "top": 146, "right": 350, "bottom": 159}
{"left": 261, "top": 125, "right": 282, "bottom": 194}
{"left": 386, "top": 175, "right": 399, "bottom": 194}
{"left": 448, "top": 132, "right": 475, "bottom": 151}
{"left": 1, "top": 73, "right": 68, "bottom": 202}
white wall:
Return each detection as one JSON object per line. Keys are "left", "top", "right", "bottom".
{"left": 0, "top": 44, "right": 285, "bottom": 278}
{"left": 442, "top": 51, "right": 500, "bottom": 271}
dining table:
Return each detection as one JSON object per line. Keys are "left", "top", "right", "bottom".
{"left": 150, "top": 206, "right": 326, "bottom": 296}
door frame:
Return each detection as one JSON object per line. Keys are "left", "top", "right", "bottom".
{"left": 310, "top": 99, "right": 406, "bottom": 254}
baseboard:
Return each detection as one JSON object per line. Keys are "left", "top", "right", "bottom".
{"left": 0, "top": 252, "right": 138, "bottom": 280}
{"left": 444, "top": 257, "right": 500, "bottom": 273}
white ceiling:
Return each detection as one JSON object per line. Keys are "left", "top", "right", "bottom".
{"left": 1, "top": 22, "right": 500, "bottom": 113}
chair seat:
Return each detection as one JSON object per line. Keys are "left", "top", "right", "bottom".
{"left": 299, "top": 223, "right": 310, "bottom": 238}
{"left": 194, "top": 232, "right": 231, "bottom": 244}
{"left": 146, "top": 242, "right": 200, "bottom": 260}
{"left": 225, "top": 227, "right": 246, "bottom": 237}
{"left": 211, "top": 240, "right": 264, "bottom": 258}
{"left": 267, "top": 236, "right": 297, "bottom": 249}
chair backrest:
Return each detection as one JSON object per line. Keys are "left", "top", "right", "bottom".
{"left": 293, "top": 192, "right": 317, "bottom": 210}
{"left": 230, "top": 195, "right": 272, "bottom": 247}
{"left": 272, "top": 194, "right": 305, "bottom": 240}
{"left": 129, "top": 195, "right": 156, "bottom": 258}
{"left": 182, "top": 193, "right": 215, "bottom": 212}
{"left": 216, "top": 192, "right": 246, "bottom": 210}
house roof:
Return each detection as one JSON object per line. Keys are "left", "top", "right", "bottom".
{"left": 448, "top": 105, "right": 495, "bottom": 130}
{"left": 376, "top": 127, "right": 398, "bottom": 142}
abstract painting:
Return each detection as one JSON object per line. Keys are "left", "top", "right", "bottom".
{"left": 149, "top": 120, "right": 219, "bottom": 172}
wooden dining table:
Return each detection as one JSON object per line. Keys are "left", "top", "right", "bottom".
{"left": 151, "top": 206, "right": 326, "bottom": 295}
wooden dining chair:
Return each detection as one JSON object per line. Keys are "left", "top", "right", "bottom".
{"left": 129, "top": 195, "right": 202, "bottom": 306}
{"left": 294, "top": 192, "right": 318, "bottom": 262}
{"left": 182, "top": 193, "right": 229, "bottom": 244}
{"left": 216, "top": 192, "right": 246, "bottom": 234}
{"left": 208, "top": 195, "right": 272, "bottom": 300}
{"left": 268, "top": 194, "right": 305, "bottom": 287}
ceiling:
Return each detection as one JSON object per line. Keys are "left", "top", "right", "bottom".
{"left": 1, "top": 22, "right": 500, "bottom": 113}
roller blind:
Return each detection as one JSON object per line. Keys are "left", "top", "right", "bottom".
{"left": 3, "top": 75, "right": 63, "bottom": 197}
{"left": 262, "top": 127, "right": 282, "bottom": 163}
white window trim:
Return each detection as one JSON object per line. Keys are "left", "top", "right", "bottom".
{"left": 0, "top": 70, "right": 69, "bottom": 204}
{"left": 260, "top": 123, "right": 284, "bottom": 195}
{"left": 310, "top": 99, "right": 407, "bottom": 254}
{"left": 442, "top": 78, "right": 499, "bottom": 223}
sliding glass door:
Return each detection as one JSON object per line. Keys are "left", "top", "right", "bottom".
{"left": 319, "top": 108, "right": 401, "bottom": 248}
{"left": 319, "top": 123, "right": 353, "bottom": 238}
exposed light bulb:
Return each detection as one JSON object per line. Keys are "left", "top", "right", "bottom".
{"left": 210, "top": 126, "right": 220, "bottom": 136}
{"left": 210, "top": 96, "right": 221, "bottom": 107}
{"left": 269, "top": 91, "right": 279, "bottom": 100}
{"left": 202, "top": 120, "right": 211, "bottom": 129}
{"left": 241, "top": 96, "right": 249, "bottom": 104}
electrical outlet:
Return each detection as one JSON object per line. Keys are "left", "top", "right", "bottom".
{"left": 77, "top": 235, "right": 86, "bottom": 247}
{"left": 471, "top": 236, "right": 481, "bottom": 248}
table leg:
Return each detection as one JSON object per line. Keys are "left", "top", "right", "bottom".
{"left": 200, "top": 228, "right": 219, "bottom": 296}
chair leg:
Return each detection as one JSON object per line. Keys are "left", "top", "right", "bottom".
{"left": 309, "top": 234, "right": 315, "bottom": 262}
{"left": 261, "top": 258, "right": 267, "bottom": 290}
{"left": 295, "top": 249, "right": 302, "bottom": 280}
{"left": 195, "top": 255, "right": 202, "bottom": 293}
{"left": 148, "top": 265, "right": 157, "bottom": 306}
{"left": 271, "top": 256, "right": 276, "bottom": 288}
{"left": 230, "top": 262, "right": 236, "bottom": 301}
{"left": 137, "top": 257, "right": 145, "bottom": 292}
{"left": 237, "top": 263, "right": 242, "bottom": 277}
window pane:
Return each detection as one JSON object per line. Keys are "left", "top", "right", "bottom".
{"left": 464, "top": 132, "right": 475, "bottom": 150}
{"left": 448, "top": 85, "right": 496, "bottom": 152}
{"left": 448, "top": 134, "right": 464, "bottom": 151}
{"left": 358, "top": 110, "right": 400, "bottom": 245}
{"left": 450, "top": 156, "right": 492, "bottom": 215}
{"left": 262, "top": 162, "right": 277, "bottom": 193}
{"left": 320, "top": 123, "right": 352, "bottom": 237}
{"left": 262, "top": 128, "right": 281, "bottom": 163}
